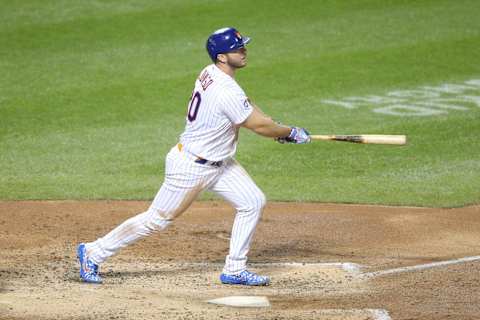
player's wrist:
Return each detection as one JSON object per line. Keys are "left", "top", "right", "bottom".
{"left": 287, "top": 127, "right": 296, "bottom": 139}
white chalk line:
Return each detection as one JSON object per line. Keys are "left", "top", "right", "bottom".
{"left": 363, "top": 255, "right": 480, "bottom": 278}
{"left": 138, "top": 256, "right": 480, "bottom": 280}
{"left": 309, "top": 309, "right": 391, "bottom": 320}
{"left": 369, "top": 309, "right": 393, "bottom": 320}
{"left": 252, "top": 262, "right": 363, "bottom": 273}
{"left": 173, "top": 262, "right": 363, "bottom": 274}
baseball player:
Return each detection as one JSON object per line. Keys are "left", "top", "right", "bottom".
{"left": 77, "top": 27, "right": 310, "bottom": 286}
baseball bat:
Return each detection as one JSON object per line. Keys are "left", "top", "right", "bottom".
{"left": 310, "top": 134, "right": 407, "bottom": 145}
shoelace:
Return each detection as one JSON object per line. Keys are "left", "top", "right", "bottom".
{"left": 85, "top": 260, "right": 99, "bottom": 275}
{"left": 241, "top": 271, "right": 264, "bottom": 281}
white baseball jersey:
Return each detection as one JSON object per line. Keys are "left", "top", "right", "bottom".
{"left": 180, "top": 64, "right": 253, "bottom": 161}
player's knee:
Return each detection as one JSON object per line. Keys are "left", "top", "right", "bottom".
{"left": 145, "top": 208, "right": 173, "bottom": 231}
{"left": 258, "top": 191, "right": 267, "bottom": 211}
{"left": 246, "top": 190, "right": 266, "bottom": 214}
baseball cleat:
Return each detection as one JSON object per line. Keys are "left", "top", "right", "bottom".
{"left": 77, "top": 243, "right": 102, "bottom": 284}
{"left": 220, "top": 270, "right": 270, "bottom": 286}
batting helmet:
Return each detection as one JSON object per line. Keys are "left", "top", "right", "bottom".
{"left": 206, "top": 27, "right": 251, "bottom": 62}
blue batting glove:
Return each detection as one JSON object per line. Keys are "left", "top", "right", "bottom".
{"left": 285, "top": 127, "right": 311, "bottom": 144}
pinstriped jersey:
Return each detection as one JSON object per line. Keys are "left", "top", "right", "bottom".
{"left": 179, "top": 64, "right": 253, "bottom": 161}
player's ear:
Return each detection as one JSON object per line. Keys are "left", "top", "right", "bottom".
{"left": 217, "top": 53, "right": 227, "bottom": 64}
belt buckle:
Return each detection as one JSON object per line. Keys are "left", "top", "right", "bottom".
{"left": 195, "top": 157, "right": 222, "bottom": 167}
{"left": 211, "top": 161, "right": 223, "bottom": 167}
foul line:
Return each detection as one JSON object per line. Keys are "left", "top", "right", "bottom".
{"left": 363, "top": 255, "right": 480, "bottom": 278}
{"left": 251, "top": 262, "right": 362, "bottom": 273}
{"left": 314, "top": 309, "right": 391, "bottom": 320}
{"left": 369, "top": 309, "right": 392, "bottom": 320}
{"left": 174, "top": 262, "right": 363, "bottom": 274}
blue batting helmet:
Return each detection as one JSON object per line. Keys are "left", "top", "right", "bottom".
{"left": 206, "top": 27, "right": 251, "bottom": 62}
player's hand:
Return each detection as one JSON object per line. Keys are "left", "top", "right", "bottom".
{"left": 276, "top": 127, "right": 311, "bottom": 144}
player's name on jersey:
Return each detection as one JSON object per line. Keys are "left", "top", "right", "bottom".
{"left": 199, "top": 69, "right": 214, "bottom": 91}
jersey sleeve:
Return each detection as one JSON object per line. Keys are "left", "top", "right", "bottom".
{"left": 219, "top": 87, "right": 253, "bottom": 125}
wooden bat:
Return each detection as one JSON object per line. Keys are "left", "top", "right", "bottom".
{"left": 310, "top": 134, "right": 407, "bottom": 145}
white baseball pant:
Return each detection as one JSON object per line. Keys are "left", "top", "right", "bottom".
{"left": 85, "top": 144, "right": 266, "bottom": 274}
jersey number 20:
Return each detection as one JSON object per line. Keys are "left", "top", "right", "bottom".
{"left": 187, "top": 91, "right": 201, "bottom": 122}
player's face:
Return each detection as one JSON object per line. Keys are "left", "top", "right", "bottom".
{"left": 224, "top": 47, "right": 247, "bottom": 68}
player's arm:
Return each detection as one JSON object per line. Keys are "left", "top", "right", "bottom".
{"left": 241, "top": 106, "right": 291, "bottom": 138}
{"left": 240, "top": 103, "right": 310, "bottom": 144}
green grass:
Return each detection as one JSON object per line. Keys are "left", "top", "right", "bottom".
{"left": 1, "top": 0, "right": 479, "bottom": 207}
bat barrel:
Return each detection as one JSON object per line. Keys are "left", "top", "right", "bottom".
{"left": 360, "top": 135, "right": 406, "bottom": 145}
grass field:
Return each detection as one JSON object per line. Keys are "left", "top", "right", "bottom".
{"left": 1, "top": 0, "right": 479, "bottom": 206}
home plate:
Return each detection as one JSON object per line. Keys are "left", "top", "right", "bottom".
{"left": 207, "top": 296, "right": 270, "bottom": 307}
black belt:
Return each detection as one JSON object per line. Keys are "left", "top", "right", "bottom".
{"left": 194, "top": 158, "right": 223, "bottom": 167}
{"left": 178, "top": 143, "right": 223, "bottom": 167}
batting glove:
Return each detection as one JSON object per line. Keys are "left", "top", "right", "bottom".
{"left": 277, "top": 127, "right": 311, "bottom": 144}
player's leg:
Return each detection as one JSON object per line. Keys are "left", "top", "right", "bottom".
{"left": 84, "top": 182, "right": 200, "bottom": 265}
{"left": 78, "top": 145, "right": 214, "bottom": 283}
{"left": 208, "top": 159, "right": 269, "bottom": 285}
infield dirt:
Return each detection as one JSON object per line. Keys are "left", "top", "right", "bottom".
{"left": 1, "top": 201, "right": 479, "bottom": 319}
